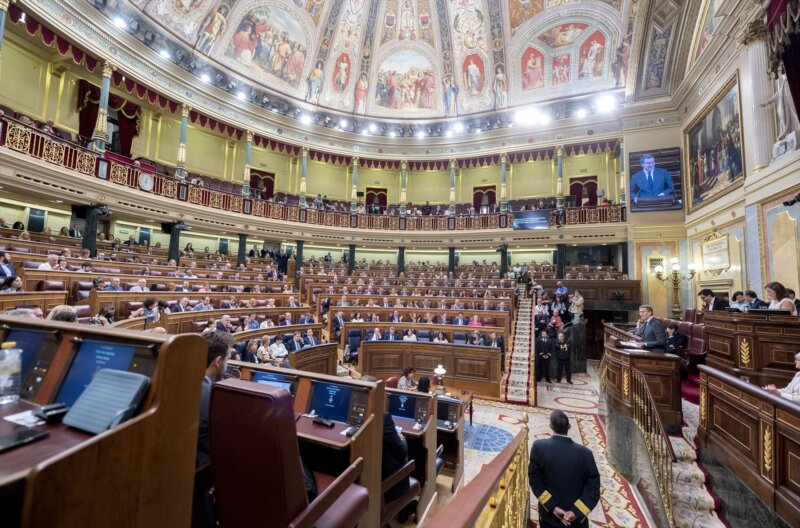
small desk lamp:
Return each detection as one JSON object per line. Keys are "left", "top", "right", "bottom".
{"left": 433, "top": 365, "right": 447, "bottom": 393}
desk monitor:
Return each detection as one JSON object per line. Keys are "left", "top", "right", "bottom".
{"left": 251, "top": 371, "right": 297, "bottom": 396}
{"left": 387, "top": 392, "right": 430, "bottom": 423}
{"left": 4, "top": 326, "right": 62, "bottom": 402}
{"left": 748, "top": 308, "right": 793, "bottom": 316}
{"left": 437, "top": 396, "right": 460, "bottom": 425}
{"left": 53, "top": 339, "right": 157, "bottom": 407}
{"left": 306, "top": 380, "right": 369, "bottom": 425}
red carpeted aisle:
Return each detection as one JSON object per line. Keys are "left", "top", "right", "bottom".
{"left": 682, "top": 374, "right": 700, "bottom": 405}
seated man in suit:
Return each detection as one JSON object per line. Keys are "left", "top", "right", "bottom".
{"left": 280, "top": 312, "right": 294, "bottom": 326}
{"left": 288, "top": 331, "right": 306, "bottom": 352}
{"left": 286, "top": 296, "right": 300, "bottom": 308}
{"left": 385, "top": 326, "right": 401, "bottom": 341}
{"left": 439, "top": 313, "right": 451, "bottom": 325}
{"left": 369, "top": 327, "right": 384, "bottom": 341}
{"left": 0, "top": 251, "right": 16, "bottom": 279}
{"left": 170, "top": 297, "right": 191, "bottom": 313}
{"left": 631, "top": 304, "right": 667, "bottom": 352}
{"left": 389, "top": 310, "right": 403, "bottom": 323}
{"left": 630, "top": 153, "right": 675, "bottom": 203}
{"left": 453, "top": 312, "right": 468, "bottom": 325}
{"left": 744, "top": 290, "right": 768, "bottom": 309}
{"left": 303, "top": 328, "right": 319, "bottom": 347}
{"left": 298, "top": 312, "right": 315, "bottom": 324}
{"left": 698, "top": 288, "right": 729, "bottom": 311}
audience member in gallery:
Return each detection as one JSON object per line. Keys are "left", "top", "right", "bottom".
{"left": 763, "top": 352, "right": 800, "bottom": 401}
{"left": 765, "top": 281, "right": 798, "bottom": 315}
{"left": 568, "top": 290, "right": 584, "bottom": 324}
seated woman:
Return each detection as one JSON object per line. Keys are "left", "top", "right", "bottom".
{"left": 551, "top": 295, "right": 568, "bottom": 314}
{"left": 398, "top": 367, "right": 417, "bottom": 391}
{"left": 665, "top": 322, "right": 688, "bottom": 354}
{"left": 130, "top": 297, "right": 160, "bottom": 324}
{"left": 89, "top": 305, "right": 115, "bottom": 326}
{"left": 433, "top": 331, "right": 449, "bottom": 343}
{"left": 241, "top": 340, "right": 261, "bottom": 363}
{"left": 0, "top": 276, "right": 23, "bottom": 293}
{"left": 351, "top": 312, "right": 365, "bottom": 323}
{"left": 416, "top": 375, "right": 431, "bottom": 394}
{"left": 58, "top": 226, "right": 69, "bottom": 237}
{"left": 403, "top": 329, "right": 417, "bottom": 341}
{"left": 766, "top": 281, "right": 798, "bottom": 315}
{"left": 729, "top": 291, "right": 749, "bottom": 311}
{"left": 18, "top": 231, "right": 30, "bottom": 241}
{"left": 467, "top": 314, "right": 483, "bottom": 327}
{"left": 763, "top": 352, "right": 800, "bottom": 401}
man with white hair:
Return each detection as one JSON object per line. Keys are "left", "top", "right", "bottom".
{"left": 130, "top": 278, "right": 150, "bottom": 292}
{"left": 764, "top": 353, "right": 800, "bottom": 401}
{"left": 37, "top": 254, "right": 59, "bottom": 270}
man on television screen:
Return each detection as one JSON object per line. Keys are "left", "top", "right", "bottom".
{"left": 631, "top": 153, "right": 674, "bottom": 202}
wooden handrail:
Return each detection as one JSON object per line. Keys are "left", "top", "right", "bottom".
{"left": 425, "top": 415, "right": 529, "bottom": 527}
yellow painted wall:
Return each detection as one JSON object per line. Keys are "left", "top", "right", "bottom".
{"left": 563, "top": 152, "right": 613, "bottom": 203}
{"left": 358, "top": 166, "right": 401, "bottom": 203}
{"left": 306, "top": 160, "right": 348, "bottom": 199}
{"left": 510, "top": 159, "right": 555, "bottom": 197}
{"left": 0, "top": 39, "right": 48, "bottom": 120}
{"left": 252, "top": 147, "right": 293, "bottom": 191}
{"left": 407, "top": 170, "right": 450, "bottom": 203}
{"left": 459, "top": 165, "right": 501, "bottom": 203}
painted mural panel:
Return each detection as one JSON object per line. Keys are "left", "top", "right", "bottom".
{"left": 551, "top": 54, "right": 570, "bottom": 85}
{"left": 694, "top": 0, "right": 725, "bottom": 62}
{"left": 578, "top": 31, "right": 605, "bottom": 79}
{"left": 685, "top": 76, "right": 744, "bottom": 213}
{"left": 303, "top": 0, "right": 325, "bottom": 25}
{"left": 462, "top": 54, "right": 485, "bottom": 96}
{"left": 644, "top": 25, "right": 672, "bottom": 90}
{"left": 521, "top": 47, "right": 545, "bottom": 91}
{"left": 222, "top": 4, "right": 310, "bottom": 89}
{"left": 537, "top": 23, "right": 588, "bottom": 48}
{"left": 145, "top": 0, "right": 216, "bottom": 44}
{"left": 332, "top": 53, "right": 352, "bottom": 92}
{"left": 508, "top": 0, "right": 545, "bottom": 35}
{"left": 373, "top": 50, "right": 437, "bottom": 112}
{"left": 448, "top": 0, "right": 488, "bottom": 57}
{"left": 493, "top": 64, "right": 508, "bottom": 109}
{"left": 305, "top": 60, "right": 324, "bottom": 103}
{"left": 380, "top": 0, "right": 435, "bottom": 46}
{"left": 319, "top": 0, "right": 367, "bottom": 112}
{"left": 195, "top": 3, "right": 232, "bottom": 54}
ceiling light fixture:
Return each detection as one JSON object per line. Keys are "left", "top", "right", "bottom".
{"left": 237, "top": 91, "right": 247, "bottom": 101}
{"left": 445, "top": 130, "right": 453, "bottom": 137}
{"left": 595, "top": 94, "right": 616, "bottom": 113}
{"left": 159, "top": 49, "right": 170, "bottom": 60}
{"left": 453, "top": 122, "right": 464, "bottom": 133}
{"left": 113, "top": 16, "right": 127, "bottom": 29}
{"left": 389, "top": 130, "right": 396, "bottom": 138}
{"left": 300, "top": 114, "right": 312, "bottom": 125}
{"left": 339, "top": 118, "right": 348, "bottom": 128}
{"left": 200, "top": 72, "right": 210, "bottom": 83}
{"left": 575, "top": 108, "right": 588, "bottom": 119}
{"left": 368, "top": 123, "right": 377, "bottom": 133}
{"left": 416, "top": 130, "right": 426, "bottom": 138}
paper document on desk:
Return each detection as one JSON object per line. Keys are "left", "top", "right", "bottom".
{"left": 620, "top": 341, "right": 643, "bottom": 348}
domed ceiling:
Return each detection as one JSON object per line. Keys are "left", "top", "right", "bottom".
{"left": 121, "top": 0, "right": 642, "bottom": 120}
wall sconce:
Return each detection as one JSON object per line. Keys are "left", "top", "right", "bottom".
{"left": 655, "top": 257, "right": 697, "bottom": 319}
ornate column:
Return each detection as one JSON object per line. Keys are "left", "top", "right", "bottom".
{"left": 0, "top": 0, "right": 16, "bottom": 73}
{"left": 448, "top": 247, "right": 456, "bottom": 275}
{"left": 299, "top": 147, "right": 308, "bottom": 207}
{"left": 242, "top": 130, "right": 253, "bottom": 196}
{"left": 175, "top": 103, "right": 190, "bottom": 180}
{"left": 92, "top": 61, "right": 114, "bottom": 152}
{"left": 741, "top": 19, "right": 776, "bottom": 171}
{"left": 350, "top": 156, "right": 359, "bottom": 213}
{"left": 619, "top": 140, "right": 627, "bottom": 204}
{"left": 500, "top": 153, "right": 508, "bottom": 212}
{"left": 449, "top": 159, "right": 456, "bottom": 213}
{"left": 399, "top": 160, "right": 408, "bottom": 215}
{"left": 555, "top": 146, "right": 565, "bottom": 209}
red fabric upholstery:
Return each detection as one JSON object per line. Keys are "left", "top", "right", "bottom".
{"left": 209, "top": 380, "right": 368, "bottom": 528}
{"left": 38, "top": 280, "right": 64, "bottom": 291}
{"left": 385, "top": 377, "right": 399, "bottom": 389}
{"left": 690, "top": 325, "right": 705, "bottom": 355}
{"left": 683, "top": 309, "right": 697, "bottom": 323}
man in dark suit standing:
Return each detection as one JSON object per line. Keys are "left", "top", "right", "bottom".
{"left": 630, "top": 153, "right": 675, "bottom": 200}
{"left": 536, "top": 330, "right": 554, "bottom": 383}
{"left": 0, "top": 251, "right": 16, "bottom": 279}
{"left": 698, "top": 289, "right": 729, "bottom": 311}
{"left": 632, "top": 305, "right": 667, "bottom": 352}
{"left": 555, "top": 332, "right": 572, "bottom": 384}
{"left": 529, "top": 410, "right": 600, "bottom": 527}
{"left": 332, "top": 311, "right": 346, "bottom": 338}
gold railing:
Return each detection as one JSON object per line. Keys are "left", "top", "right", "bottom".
{"left": 630, "top": 367, "right": 676, "bottom": 526}
{"left": 425, "top": 414, "right": 529, "bottom": 528}
{"left": 598, "top": 354, "right": 608, "bottom": 391}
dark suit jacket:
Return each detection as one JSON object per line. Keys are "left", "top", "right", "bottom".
{"left": 630, "top": 167, "right": 675, "bottom": 198}
{"left": 750, "top": 298, "right": 768, "bottom": 309}
{"left": 288, "top": 339, "right": 305, "bottom": 352}
{"left": 303, "top": 336, "right": 318, "bottom": 347}
{"left": 537, "top": 338, "right": 554, "bottom": 359}
{"left": 170, "top": 304, "right": 187, "bottom": 313}
{"left": 529, "top": 435, "right": 600, "bottom": 528}
{"left": 470, "top": 337, "right": 485, "bottom": 346}
{"left": 708, "top": 297, "right": 730, "bottom": 311}
{"left": 0, "top": 263, "right": 17, "bottom": 278}
{"left": 382, "top": 413, "right": 410, "bottom": 502}
{"left": 69, "top": 229, "right": 83, "bottom": 238}
{"left": 385, "top": 333, "right": 400, "bottom": 341}
{"left": 241, "top": 349, "right": 259, "bottom": 363}
{"left": 454, "top": 317, "right": 467, "bottom": 325}
{"left": 555, "top": 340, "right": 571, "bottom": 361}
{"left": 633, "top": 317, "right": 667, "bottom": 352}
{"left": 666, "top": 333, "right": 688, "bottom": 353}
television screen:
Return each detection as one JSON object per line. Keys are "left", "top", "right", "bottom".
{"left": 251, "top": 371, "right": 296, "bottom": 395}
{"left": 628, "top": 148, "right": 683, "bottom": 212}
{"left": 55, "top": 340, "right": 137, "bottom": 407}
{"left": 5, "top": 328, "right": 51, "bottom": 380}
{"left": 512, "top": 210, "right": 550, "bottom": 230}
{"left": 307, "top": 381, "right": 353, "bottom": 423}
{"left": 437, "top": 396, "right": 460, "bottom": 420}
{"left": 387, "top": 392, "right": 417, "bottom": 420}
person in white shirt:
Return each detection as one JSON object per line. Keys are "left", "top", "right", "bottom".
{"left": 268, "top": 336, "right": 289, "bottom": 361}
{"left": 397, "top": 367, "right": 417, "bottom": 391}
{"left": 259, "top": 317, "right": 275, "bottom": 329}
{"left": 403, "top": 329, "right": 417, "bottom": 341}
{"left": 130, "top": 278, "right": 150, "bottom": 292}
{"left": 37, "top": 255, "right": 59, "bottom": 270}
{"left": 764, "top": 352, "right": 800, "bottom": 401}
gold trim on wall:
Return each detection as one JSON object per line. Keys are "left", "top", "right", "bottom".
{"left": 700, "top": 232, "right": 730, "bottom": 275}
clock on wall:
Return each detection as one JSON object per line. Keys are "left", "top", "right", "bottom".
{"left": 138, "top": 172, "right": 155, "bottom": 192}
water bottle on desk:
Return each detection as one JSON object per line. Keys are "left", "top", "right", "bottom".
{"left": 0, "top": 341, "right": 22, "bottom": 404}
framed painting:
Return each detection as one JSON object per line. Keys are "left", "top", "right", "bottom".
{"left": 683, "top": 73, "right": 744, "bottom": 214}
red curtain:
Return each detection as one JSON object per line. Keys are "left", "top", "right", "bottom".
{"left": 569, "top": 176, "right": 598, "bottom": 206}
{"left": 76, "top": 80, "right": 140, "bottom": 157}
{"left": 472, "top": 185, "right": 496, "bottom": 211}
{"left": 569, "top": 182, "right": 584, "bottom": 207}
{"left": 782, "top": 34, "right": 800, "bottom": 122}
{"left": 250, "top": 170, "right": 275, "bottom": 199}
{"left": 365, "top": 187, "right": 387, "bottom": 210}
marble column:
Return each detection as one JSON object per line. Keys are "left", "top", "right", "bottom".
{"left": 397, "top": 246, "right": 405, "bottom": 275}
{"left": 92, "top": 61, "right": 114, "bottom": 152}
{"left": 449, "top": 159, "right": 456, "bottom": 213}
{"left": 448, "top": 247, "right": 456, "bottom": 275}
{"left": 242, "top": 130, "right": 252, "bottom": 196}
{"left": 619, "top": 140, "right": 627, "bottom": 204}
{"left": 299, "top": 147, "right": 308, "bottom": 207}
{"left": 741, "top": 19, "right": 776, "bottom": 172}
{"left": 399, "top": 160, "right": 408, "bottom": 215}
{"left": 0, "top": 0, "right": 16, "bottom": 73}
{"left": 556, "top": 146, "right": 564, "bottom": 210}
{"left": 176, "top": 103, "right": 190, "bottom": 180}
{"left": 500, "top": 153, "right": 508, "bottom": 212}
{"left": 350, "top": 157, "right": 359, "bottom": 213}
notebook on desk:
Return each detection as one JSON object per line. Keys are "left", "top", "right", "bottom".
{"left": 619, "top": 340, "right": 643, "bottom": 349}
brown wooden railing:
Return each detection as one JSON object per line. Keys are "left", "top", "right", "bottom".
{"left": 1, "top": 115, "right": 627, "bottom": 230}
{"left": 425, "top": 414, "right": 529, "bottom": 527}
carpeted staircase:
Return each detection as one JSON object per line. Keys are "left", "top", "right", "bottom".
{"left": 503, "top": 298, "right": 533, "bottom": 404}
{"left": 681, "top": 374, "right": 701, "bottom": 405}
{"left": 669, "top": 406, "right": 728, "bottom": 527}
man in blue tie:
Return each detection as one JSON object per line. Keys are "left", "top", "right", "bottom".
{"left": 630, "top": 153, "right": 675, "bottom": 202}
{"left": 0, "top": 252, "right": 16, "bottom": 278}
{"left": 303, "top": 328, "right": 317, "bottom": 347}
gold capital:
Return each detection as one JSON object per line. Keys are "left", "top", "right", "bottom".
{"left": 246, "top": 130, "right": 253, "bottom": 143}
{"left": 449, "top": 159, "right": 457, "bottom": 169}
{"left": 301, "top": 146, "right": 309, "bottom": 157}
{"left": 556, "top": 146, "right": 564, "bottom": 157}
{"left": 101, "top": 61, "right": 115, "bottom": 78}
{"left": 352, "top": 156, "right": 359, "bottom": 165}
{"left": 500, "top": 152, "right": 508, "bottom": 164}
{"left": 401, "top": 160, "right": 407, "bottom": 170}
{"left": 180, "top": 103, "right": 191, "bottom": 118}
{"left": 740, "top": 18, "right": 767, "bottom": 46}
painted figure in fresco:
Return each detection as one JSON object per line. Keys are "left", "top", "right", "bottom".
{"left": 443, "top": 75, "right": 459, "bottom": 117}
{"left": 552, "top": 56, "right": 569, "bottom": 85}
{"left": 335, "top": 56, "right": 349, "bottom": 91}
{"left": 196, "top": 4, "right": 228, "bottom": 54}
{"left": 306, "top": 61, "right": 324, "bottom": 103}
{"left": 522, "top": 51, "right": 544, "bottom": 90}
{"left": 283, "top": 43, "right": 306, "bottom": 84}
{"left": 613, "top": 41, "right": 630, "bottom": 88}
{"left": 354, "top": 73, "right": 369, "bottom": 114}
{"left": 761, "top": 66, "right": 800, "bottom": 140}
{"left": 422, "top": 69, "right": 436, "bottom": 109}
{"left": 465, "top": 58, "right": 481, "bottom": 95}
{"left": 493, "top": 64, "right": 508, "bottom": 109}
{"left": 579, "top": 40, "right": 603, "bottom": 78}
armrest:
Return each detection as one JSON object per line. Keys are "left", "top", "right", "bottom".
{"left": 288, "top": 457, "right": 363, "bottom": 528}
{"left": 436, "top": 444, "right": 444, "bottom": 458}
{"left": 381, "top": 459, "right": 416, "bottom": 494}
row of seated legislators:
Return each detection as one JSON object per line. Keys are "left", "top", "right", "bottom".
{"left": 330, "top": 311, "right": 504, "bottom": 331}
{"left": 322, "top": 300, "right": 511, "bottom": 318}
{"left": 358, "top": 326, "right": 503, "bottom": 346}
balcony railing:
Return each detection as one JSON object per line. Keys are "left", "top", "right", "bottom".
{"left": 0, "top": 116, "right": 627, "bottom": 231}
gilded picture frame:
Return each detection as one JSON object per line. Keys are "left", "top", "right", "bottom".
{"left": 700, "top": 232, "right": 731, "bottom": 275}
{"left": 683, "top": 73, "right": 745, "bottom": 215}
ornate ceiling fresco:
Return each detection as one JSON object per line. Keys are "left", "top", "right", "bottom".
{"left": 117, "top": 0, "right": 645, "bottom": 120}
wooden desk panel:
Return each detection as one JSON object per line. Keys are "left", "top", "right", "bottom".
{"left": 0, "top": 291, "right": 68, "bottom": 311}
{"left": 91, "top": 291, "right": 297, "bottom": 318}
{"left": 361, "top": 341, "right": 501, "bottom": 398}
